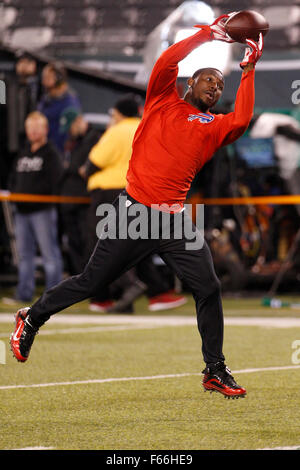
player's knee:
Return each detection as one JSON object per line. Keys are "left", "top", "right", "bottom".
{"left": 75, "top": 271, "right": 99, "bottom": 296}
{"left": 207, "top": 276, "right": 222, "bottom": 299}
{"left": 214, "top": 276, "right": 222, "bottom": 293}
{"left": 194, "top": 275, "right": 221, "bottom": 300}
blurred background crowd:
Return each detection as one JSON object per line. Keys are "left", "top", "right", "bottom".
{"left": 1, "top": 0, "right": 300, "bottom": 307}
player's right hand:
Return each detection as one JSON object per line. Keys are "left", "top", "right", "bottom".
{"left": 195, "top": 13, "right": 237, "bottom": 43}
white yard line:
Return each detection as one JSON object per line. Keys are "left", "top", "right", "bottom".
{"left": 0, "top": 324, "right": 166, "bottom": 338}
{"left": 1, "top": 313, "right": 300, "bottom": 328}
{"left": 0, "top": 313, "right": 197, "bottom": 325}
{"left": 1, "top": 315, "right": 300, "bottom": 339}
{"left": 224, "top": 317, "right": 300, "bottom": 328}
{"left": 1, "top": 365, "right": 300, "bottom": 391}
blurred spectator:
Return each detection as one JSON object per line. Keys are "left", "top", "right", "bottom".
{"left": 250, "top": 112, "right": 300, "bottom": 193}
{"left": 245, "top": 112, "right": 300, "bottom": 272}
{"left": 6, "top": 111, "right": 63, "bottom": 303}
{"left": 15, "top": 52, "right": 41, "bottom": 146}
{"left": 276, "top": 121, "right": 300, "bottom": 213}
{"left": 80, "top": 95, "right": 186, "bottom": 313}
{"left": 80, "top": 95, "right": 143, "bottom": 259}
{"left": 60, "top": 111, "right": 101, "bottom": 275}
{"left": 38, "top": 61, "right": 81, "bottom": 153}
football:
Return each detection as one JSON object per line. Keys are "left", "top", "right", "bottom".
{"left": 225, "top": 10, "right": 269, "bottom": 43}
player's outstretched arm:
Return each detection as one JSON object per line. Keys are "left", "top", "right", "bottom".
{"left": 216, "top": 33, "right": 264, "bottom": 146}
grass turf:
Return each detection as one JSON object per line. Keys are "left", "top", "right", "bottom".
{"left": 1, "top": 293, "right": 300, "bottom": 450}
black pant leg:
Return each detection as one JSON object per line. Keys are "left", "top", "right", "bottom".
{"left": 29, "top": 194, "right": 158, "bottom": 326}
{"left": 158, "top": 214, "right": 225, "bottom": 365}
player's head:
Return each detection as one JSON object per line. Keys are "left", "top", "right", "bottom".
{"left": 184, "top": 67, "right": 224, "bottom": 112}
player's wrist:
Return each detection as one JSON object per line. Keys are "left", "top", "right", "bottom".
{"left": 210, "top": 13, "right": 236, "bottom": 43}
{"left": 194, "top": 25, "right": 214, "bottom": 41}
{"left": 194, "top": 14, "right": 237, "bottom": 43}
{"left": 242, "top": 63, "right": 254, "bottom": 74}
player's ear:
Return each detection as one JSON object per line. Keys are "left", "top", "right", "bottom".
{"left": 187, "top": 77, "right": 194, "bottom": 89}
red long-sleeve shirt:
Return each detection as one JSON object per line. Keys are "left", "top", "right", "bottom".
{"left": 126, "top": 28, "right": 255, "bottom": 211}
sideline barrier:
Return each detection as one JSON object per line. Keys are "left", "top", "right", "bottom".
{"left": 199, "top": 195, "right": 300, "bottom": 206}
{"left": 0, "top": 191, "right": 90, "bottom": 204}
{"left": 1, "top": 191, "right": 300, "bottom": 206}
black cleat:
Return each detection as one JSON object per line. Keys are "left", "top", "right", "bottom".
{"left": 10, "top": 308, "right": 39, "bottom": 362}
{"left": 202, "top": 362, "right": 247, "bottom": 399}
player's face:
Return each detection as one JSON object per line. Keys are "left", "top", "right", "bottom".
{"left": 189, "top": 70, "right": 224, "bottom": 111}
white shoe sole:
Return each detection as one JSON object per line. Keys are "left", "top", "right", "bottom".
{"left": 89, "top": 305, "right": 110, "bottom": 312}
{"left": 148, "top": 298, "right": 187, "bottom": 312}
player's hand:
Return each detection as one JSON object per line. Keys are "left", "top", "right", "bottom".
{"left": 194, "top": 13, "right": 237, "bottom": 43}
{"left": 240, "top": 33, "right": 264, "bottom": 69}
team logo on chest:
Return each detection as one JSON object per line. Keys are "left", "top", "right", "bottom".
{"left": 187, "top": 113, "right": 214, "bottom": 124}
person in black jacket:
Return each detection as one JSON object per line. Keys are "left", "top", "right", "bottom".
{"left": 60, "top": 111, "right": 101, "bottom": 274}
{"left": 15, "top": 53, "right": 42, "bottom": 149}
{"left": 8, "top": 111, "right": 64, "bottom": 302}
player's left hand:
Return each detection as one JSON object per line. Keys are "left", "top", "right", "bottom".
{"left": 240, "top": 33, "right": 264, "bottom": 69}
{"left": 194, "top": 13, "right": 237, "bottom": 43}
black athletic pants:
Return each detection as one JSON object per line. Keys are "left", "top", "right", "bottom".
{"left": 87, "top": 188, "right": 170, "bottom": 301}
{"left": 30, "top": 191, "right": 225, "bottom": 365}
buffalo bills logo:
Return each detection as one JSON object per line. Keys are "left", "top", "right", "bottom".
{"left": 187, "top": 113, "right": 214, "bottom": 124}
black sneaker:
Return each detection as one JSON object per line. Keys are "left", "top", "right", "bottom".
{"left": 202, "top": 362, "right": 247, "bottom": 399}
{"left": 10, "top": 308, "right": 39, "bottom": 362}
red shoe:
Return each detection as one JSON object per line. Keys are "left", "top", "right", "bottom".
{"left": 10, "top": 307, "right": 38, "bottom": 362}
{"left": 89, "top": 300, "right": 114, "bottom": 312}
{"left": 148, "top": 291, "right": 187, "bottom": 311}
{"left": 202, "top": 362, "right": 247, "bottom": 399}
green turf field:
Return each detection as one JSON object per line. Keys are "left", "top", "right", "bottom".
{"left": 1, "top": 294, "right": 300, "bottom": 450}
